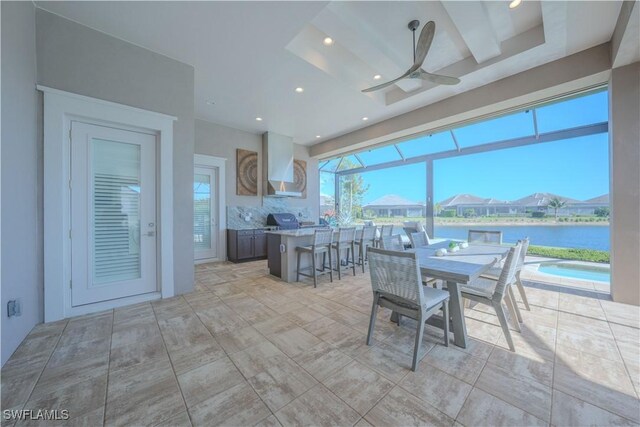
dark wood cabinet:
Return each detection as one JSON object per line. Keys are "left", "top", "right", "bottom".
{"left": 227, "top": 229, "right": 268, "bottom": 262}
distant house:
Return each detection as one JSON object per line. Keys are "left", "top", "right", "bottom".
{"left": 437, "top": 192, "right": 609, "bottom": 216}
{"left": 439, "top": 194, "right": 513, "bottom": 216}
{"left": 363, "top": 194, "right": 426, "bottom": 217}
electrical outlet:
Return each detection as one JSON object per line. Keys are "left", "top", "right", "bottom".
{"left": 7, "top": 299, "right": 21, "bottom": 317}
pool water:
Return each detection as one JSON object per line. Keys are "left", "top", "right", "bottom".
{"left": 538, "top": 263, "right": 610, "bottom": 283}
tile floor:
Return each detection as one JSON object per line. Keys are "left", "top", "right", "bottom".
{"left": 2, "top": 260, "right": 639, "bottom": 426}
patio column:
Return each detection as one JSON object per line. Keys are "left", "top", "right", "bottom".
{"left": 609, "top": 62, "right": 640, "bottom": 306}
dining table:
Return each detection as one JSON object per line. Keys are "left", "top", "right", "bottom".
{"left": 394, "top": 240, "right": 511, "bottom": 348}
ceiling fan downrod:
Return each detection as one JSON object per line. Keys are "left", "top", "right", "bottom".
{"left": 408, "top": 19, "right": 420, "bottom": 63}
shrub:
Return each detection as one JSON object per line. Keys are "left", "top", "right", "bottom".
{"left": 528, "top": 245, "right": 609, "bottom": 263}
{"left": 531, "top": 211, "right": 546, "bottom": 218}
{"left": 440, "top": 210, "right": 456, "bottom": 218}
{"left": 594, "top": 207, "right": 610, "bottom": 217}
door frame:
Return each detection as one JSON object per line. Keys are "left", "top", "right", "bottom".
{"left": 193, "top": 154, "right": 226, "bottom": 264}
{"left": 40, "top": 85, "right": 176, "bottom": 322}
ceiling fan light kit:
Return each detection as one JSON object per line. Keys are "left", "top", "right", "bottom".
{"left": 362, "top": 19, "right": 461, "bottom": 93}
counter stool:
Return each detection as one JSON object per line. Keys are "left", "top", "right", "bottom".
{"left": 331, "top": 227, "right": 356, "bottom": 279}
{"left": 355, "top": 225, "right": 377, "bottom": 273}
{"left": 296, "top": 228, "right": 333, "bottom": 287}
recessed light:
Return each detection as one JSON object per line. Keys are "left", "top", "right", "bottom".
{"left": 255, "top": 117, "right": 263, "bottom": 121}
{"left": 373, "top": 74, "right": 382, "bottom": 80}
{"left": 323, "top": 37, "right": 334, "bottom": 46}
{"left": 509, "top": 0, "right": 522, "bottom": 9}
{"left": 295, "top": 87, "right": 304, "bottom": 93}
{"left": 316, "top": 135, "right": 321, "bottom": 138}
{"left": 206, "top": 99, "right": 215, "bottom": 105}
{"left": 362, "top": 117, "right": 369, "bottom": 121}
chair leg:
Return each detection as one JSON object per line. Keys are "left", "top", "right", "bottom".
{"left": 494, "top": 301, "right": 516, "bottom": 351}
{"left": 412, "top": 312, "right": 425, "bottom": 371}
{"left": 516, "top": 273, "right": 530, "bottom": 310}
{"left": 296, "top": 251, "right": 301, "bottom": 282}
{"left": 504, "top": 290, "right": 522, "bottom": 332}
{"left": 312, "top": 252, "right": 318, "bottom": 288}
{"left": 351, "top": 243, "right": 356, "bottom": 276}
{"left": 328, "top": 249, "right": 333, "bottom": 283}
{"left": 361, "top": 244, "right": 367, "bottom": 273}
{"left": 336, "top": 246, "right": 342, "bottom": 280}
{"left": 367, "top": 294, "right": 379, "bottom": 345}
{"left": 508, "top": 286, "right": 523, "bottom": 324}
{"left": 322, "top": 252, "right": 326, "bottom": 271}
{"left": 443, "top": 300, "right": 450, "bottom": 347}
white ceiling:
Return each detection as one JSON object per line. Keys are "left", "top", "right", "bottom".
{"left": 37, "top": 1, "right": 623, "bottom": 146}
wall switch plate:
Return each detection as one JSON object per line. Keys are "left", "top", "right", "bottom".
{"left": 7, "top": 299, "right": 21, "bottom": 317}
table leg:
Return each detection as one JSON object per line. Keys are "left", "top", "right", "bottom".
{"left": 446, "top": 281, "right": 467, "bottom": 348}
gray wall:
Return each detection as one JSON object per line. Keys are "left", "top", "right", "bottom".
{"left": 609, "top": 62, "right": 640, "bottom": 305}
{"left": 194, "top": 119, "right": 319, "bottom": 221}
{"left": 36, "top": 9, "right": 195, "bottom": 295}
{"left": 1, "top": 2, "right": 41, "bottom": 365}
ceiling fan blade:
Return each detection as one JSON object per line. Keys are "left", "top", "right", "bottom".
{"left": 418, "top": 70, "right": 461, "bottom": 85}
{"left": 361, "top": 68, "right": 413, "bottom": 92}
{"left": 413, "top": 21, "right": 435, "bottom": 68}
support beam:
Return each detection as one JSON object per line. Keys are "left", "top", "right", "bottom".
{"left": 310, "top": 44, "right": 611, "bottom": 159}
{"left": 334, "top": 122, "right": 607, "bottom": 176}
{"left": 609, "top": 62, "right": 640, "bottom": 306}
{"left": 441, "top": 1, "right": 501, "bottom": 63}
{"left": 611, "top": 0, "right": 640, "bottom": 68}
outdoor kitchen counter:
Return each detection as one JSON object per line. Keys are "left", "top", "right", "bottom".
{"left": 266, "top": 229, "right": 321, "bottom": 281}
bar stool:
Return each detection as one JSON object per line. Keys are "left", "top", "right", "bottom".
{"left": 331, "top": 227, "right": 356, "bottom": 279}
{"left": 355, "top": 225, "right": 376, "bottom": 273}
{"left": 296, "top": 228, "right": 333, "bottom": 287}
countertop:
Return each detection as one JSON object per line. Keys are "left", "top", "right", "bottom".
{"left": 265, "top": 228, "right": 319, "bottom": 237}
{"left": 227, "top": 226, "right": 279, "bottom": 231}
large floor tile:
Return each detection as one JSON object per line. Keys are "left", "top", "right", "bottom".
{"left": 456, "top": 388, "right": 546, "bottom": 427}
{"left": 248, "top": 357, "right": 317, "bottom": 411}
{"left": 475, "top": 362, "right": 552, "bottom": 422}
{"left": 214, "top": 325, "right": 267, "bottom": 354}
{"left": 422, "top": 345, "right": 486, "bottom": 385}
{"left": 293, "top": 341, "right": 353, "bottom": 381}
{"left": 365, "top": 386, "right": 453, "bottom": 427}
{"left": 275, "top": 384, "right": 360, "bottom": 427}
{"left": 268, "top": 327, "right": 322, "bottom": 358}
{"left": 322, "top": 361, "right": 394, "bottom": 416}
{"left": 399, "top": 363, "right": 472, "bottom": 419}
{"left": 189, "top": 382, "right": 270, "bottom": 427}
{"left": 551, "top": 389, "right": 637, "bottom": 426}
{"left": 177, "top": 356, "right": 245, "bottom": 408}
{"left": 105, "top": 357, "right": 185, "bottom": 426}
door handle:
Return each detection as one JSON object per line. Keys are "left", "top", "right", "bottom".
{"left": 146, "top": 231, "right": 155, "bottom": 237}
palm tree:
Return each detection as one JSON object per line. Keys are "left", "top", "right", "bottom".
{"left": 547, "top": 197, "right": 567, "bottom": 220}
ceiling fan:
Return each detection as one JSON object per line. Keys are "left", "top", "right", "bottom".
{"left": 362, "top": 20, "right": 461, "bottom": 93}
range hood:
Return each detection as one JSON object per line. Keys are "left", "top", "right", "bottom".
{"left": 262, "top": 132, "right": 302, "bottom": 197}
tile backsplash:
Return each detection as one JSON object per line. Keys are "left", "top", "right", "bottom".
{"left": 227, "top": 197, "right": 312, "bottom": 229}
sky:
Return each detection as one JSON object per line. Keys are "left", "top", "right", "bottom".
{"left": 320, "top": 90, "right": 610, "bottom": 205}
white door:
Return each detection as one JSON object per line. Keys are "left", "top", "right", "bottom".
{"left": 71, "top": 121, "right": 157, "bottom": 306}
{"left": 194, "top": 166, "right": 218, "bottom": 261}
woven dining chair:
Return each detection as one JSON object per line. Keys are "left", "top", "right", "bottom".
{"left": 366, "top": 247, "right": 450, "bottom": 371}
{"left": 331, "top": 227, "right": 356, "bottom": 279}
{"left": 468, "top": 229, "right": 503, "bottom": 244}
{"left": 355, "top": 225, "right": 377, "bottom": 273}
{"left": 296, "top": 228, "right": 333, "bottom": 287}
{"left": 380, "top": 234, "right": 404, "bottom": 251}
{"left": 480, "top": 238, "right": 531, "bottom": 313}
{"left": 460, "top": 242, "right": 523, "bottom": 351}
{"left": 376, "top": 224, "right": 394, "bottom": 247}
{"left": 409, "top": 231, "right": 430, "bottom": 248}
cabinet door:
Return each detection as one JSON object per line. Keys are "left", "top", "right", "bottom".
{"left": 237, "top": 235, "right": 254, "bottom": 259}
{"left": 253, "top": 233, "right": 267, "bottom": 258}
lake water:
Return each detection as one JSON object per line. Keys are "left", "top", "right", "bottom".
{"left": 433, "top": 225, "right": 610, "bottom": 251}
